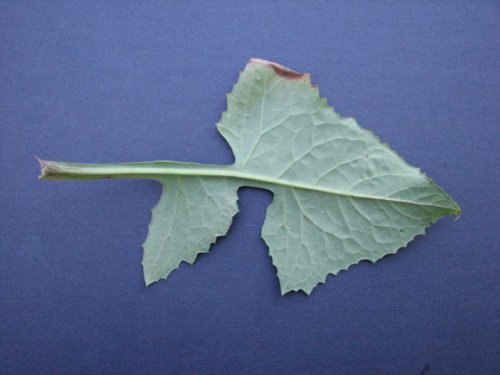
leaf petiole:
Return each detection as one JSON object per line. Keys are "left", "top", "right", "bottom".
{"left": 37, "top": 158, "right": 233, "bottom": 181}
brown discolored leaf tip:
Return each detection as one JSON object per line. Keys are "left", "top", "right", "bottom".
{"left": 249, "top": 58, "right": 307, "bottom": 80}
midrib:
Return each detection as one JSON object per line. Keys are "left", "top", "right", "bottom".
{"left": 40, "top": 160, "right": 456, "bottom": 212}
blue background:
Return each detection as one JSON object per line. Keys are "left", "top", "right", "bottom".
{"left": 1, "top": 1, "right": 499, "bottom": 374}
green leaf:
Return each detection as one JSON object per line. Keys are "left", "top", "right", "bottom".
{"left": 142, "top": 176, "right": 239, "bottom": 285}
{"left": 39, "top": 58, "right": 460, "bottom": 295}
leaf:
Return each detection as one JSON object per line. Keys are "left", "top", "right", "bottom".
{"left": 38, "top": 58, "right": 460, "bottom": 295}
{"left": 142, "top": 176, "right": 239, "bottom": 285}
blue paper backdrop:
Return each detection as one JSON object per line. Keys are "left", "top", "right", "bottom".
{"left": 1, "top": 1, "right": 499, "bottom": 374}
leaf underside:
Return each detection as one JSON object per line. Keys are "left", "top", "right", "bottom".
{"left": 141, "top": 58, "right": 460, "bottom": 295}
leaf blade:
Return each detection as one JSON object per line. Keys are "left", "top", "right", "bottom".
{"left": 217, "top": 59, "right": 459, "bottom": 293}
{"left": 142, "top": 176, "right": 239, "bottom": 285}
{"left": 218, "top": 60, "right": 459, "bottom": 214}
{"left": 262, "top": 186, "right": 454, "bottom": 295}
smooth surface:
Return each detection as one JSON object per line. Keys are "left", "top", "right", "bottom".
{"left": 1, "top": 1, "right": 498, "bottom": 374}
